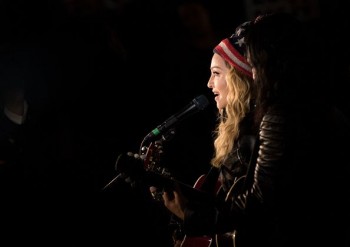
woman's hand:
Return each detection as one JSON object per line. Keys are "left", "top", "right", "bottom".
{"left": 149, "top": 184, "right": 188, "bottom": 220}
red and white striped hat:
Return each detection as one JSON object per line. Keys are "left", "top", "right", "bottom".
{"left": 214, "top": 21, "right": 253, "bottom": 78}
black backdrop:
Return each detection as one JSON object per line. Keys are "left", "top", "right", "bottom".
{"left": 0, "top": 0, "right": 349, "bottom": 246}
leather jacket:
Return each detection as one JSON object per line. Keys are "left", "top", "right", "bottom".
{"left": 181, "top": 111, "right": 258, "bottom": 240}
{"left": 180, "top": 103, "right": 350, "bottom": 247}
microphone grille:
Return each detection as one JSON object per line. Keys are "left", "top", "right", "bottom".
{"left": 194, "top": 94, "right": 209, "bottom": 110}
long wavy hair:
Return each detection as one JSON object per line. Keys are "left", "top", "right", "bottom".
{"left": 211, "top": 62, "right": 254, "bottom": 168}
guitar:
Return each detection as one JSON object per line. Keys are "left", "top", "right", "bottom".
{"left": 181, "top": 175, "right": 246, "bottom": 247}
{"left": 141, "top": 141, "right": 216, "bottom": 203}
{"left": 141, "top": 141, "right": 219, "bottom": 247}
{"left": 141, "top": 141, "right": 245, "bottom": 247}
{"left": 178, "top": 173, "right": 220, "bottom": 247}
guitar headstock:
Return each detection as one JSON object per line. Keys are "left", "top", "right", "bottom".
{"left": 141, "top": 141, "right": 172, "bottom": 178}
{"left": 140, "top": 141, "right": 173, "bottom": 201}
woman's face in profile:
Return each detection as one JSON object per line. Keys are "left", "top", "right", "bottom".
{"left": 207, "top": 53, "right": 229, "bottom": 110}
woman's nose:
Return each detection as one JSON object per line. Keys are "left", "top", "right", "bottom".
{"left": 207, "top": 78, "right": 213, "bottom": 88}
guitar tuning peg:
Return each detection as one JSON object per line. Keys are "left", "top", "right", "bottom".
{"left": 126, "top": 151, "right": 134, "bottom": 157}
{"left": 126, "top": 151, "right": 143, "bottom": 160}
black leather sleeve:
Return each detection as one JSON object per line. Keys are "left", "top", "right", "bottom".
{"left": 251, "top": 106, "right": 286, "bottom": 204}
{"left": 228, "top": 105, "right": 287, "bottom": 214}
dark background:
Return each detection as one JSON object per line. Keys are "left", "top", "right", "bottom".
{"left": 0, "top": 0, "right": 349, "bottom": 246}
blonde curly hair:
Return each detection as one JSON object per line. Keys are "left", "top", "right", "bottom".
{"left": 211, "top": 63, "right": 253, "bottom": 168}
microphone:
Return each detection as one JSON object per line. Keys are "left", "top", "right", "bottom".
{"left": 143, "top": 95, "right": 209, "bottom": 142}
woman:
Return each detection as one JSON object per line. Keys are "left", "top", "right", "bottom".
{"left": 151, "top": 21, "right": 259, "bottom": 247}
{"left": 153, "top": 13, "right": 350, "bottom": 247}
